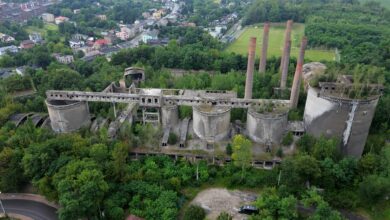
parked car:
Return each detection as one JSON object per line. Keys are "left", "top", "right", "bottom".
{"left": 238, "top": 205, "right": 259, "bottom": 215}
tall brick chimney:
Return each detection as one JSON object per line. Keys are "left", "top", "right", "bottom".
{"left": 290, "top": 37, "right": 308, "bottom": 108}
{"left": 245, "top": 37, "right": 257, "bottom": 99}
{"left": 280, "top": 40, "right": 291, "bottom": 89}
{"left": 259, "top": 22, "right": 270, "bottom": 73}
{"left": 280, "top": 20, "right": 293, "bottom": 74}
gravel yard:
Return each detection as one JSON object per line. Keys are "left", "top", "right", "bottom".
{"left": 190, "top": 188, "right": 258, "bottom": 220}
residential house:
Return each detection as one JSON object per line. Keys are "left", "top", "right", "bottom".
{"left": 41, "top": 13, "right": 54, "bottom": 23}
{"left": 53, "top": 53, "right": 74, "bottom": 64}
{"left": 55, "top": 16, "right": 69, "bottom": 25}
{"left": 93, "top": 39, "right": 109, "bottom": 49}
{"left": 72, "top": 33, "right": 88, "bottom": 41}
{"left": 103, "top": 34, "right": 115, "bottom": 45}
{"left": 0, "top": 45, "right": 19, "bottom": 56}
{"left": 0, "top": 33, "right": 15, "bottom": 43}
{"left": 96, "top": 14, "right": 107, "bottom": 21}
{"left": 73, "top": 9, "right": 81, "bottom": 14}
{"left": 142, "top": 30, "right": 158, "bottom": 44}
{"left": 152, "top": 10, "right": 163, "bottom": 20}
{"left": 20, "top": 40, "right": 35, "bottom": 49}
{"left": 116, "top": 26, "right": 135, "bottom": 41}
{"left": 116, "top": 30, "right": 129, "bottom": 41}
{"left": 69, "top": 39, "right": 85, "bottom": 49}
{"left": 86, "top": 37, "right": 95, "bottom": 47}
{"left": 29, "top": 32, "right": 43, "bottom": 44}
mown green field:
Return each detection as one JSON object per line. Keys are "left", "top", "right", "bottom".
{"left": 25, "top": 23, "right": 58, "bottom": 36}
{"left": 360, "top": 0, "right": 390, "bottom": 8}
{"left": 225, "top": 23, "right": 335, "bottom": 62}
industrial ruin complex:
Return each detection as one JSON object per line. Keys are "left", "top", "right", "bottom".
{"left": 40, "top": 21, "right": 383, "bottom": 158}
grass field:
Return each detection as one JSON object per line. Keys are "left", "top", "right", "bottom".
{"left": 25, "top": 23, "right": 58, "bottom": 36}
{"left": 360, "top": 0, "right": 390, "bottom": 8}
{"left": 225, "top": 23, "right": 335, "bottom": 62}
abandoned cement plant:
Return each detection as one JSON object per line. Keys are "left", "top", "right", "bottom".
{"left": 30, "top": 21, "right": 381, "bottom": 161}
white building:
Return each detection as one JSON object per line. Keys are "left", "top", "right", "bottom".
{"left": 55, "top": 16, "right": 70, "bottom": 25}
{"left": 53, "top": 54, "right": 74, "bottom": 64}
{"left": 69, "top": 39, "right": 85, "bottom": 49}
{"left": 41, "top": 13, "right": 55, "bottom": 23}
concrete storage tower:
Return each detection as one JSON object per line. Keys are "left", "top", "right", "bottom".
{"left": 193, "top": 105, "right": 231, "bottom": 142}
{"left": 46, "top": 99, "right": 90, "bottom": 133}
{"left": 246, "top": 104, "right": 289, "bottom": 146}
{"left": 304, "top": 77, "right": 383, "bottom": 158}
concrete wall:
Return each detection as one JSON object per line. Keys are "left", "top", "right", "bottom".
{"left": 192, "top": 106, "right": 231, "bottom": 142}
{"left": 161, "top": 104, "right": 179, "bottom": 129}
{"left": 46, "top": 100, "right": 90, "bottom": 133}
{"left": 246, "top": 107, "right": 288, "bottom": 144}
{"left": 303, "top": 86, "right": 379, "bottom": 157}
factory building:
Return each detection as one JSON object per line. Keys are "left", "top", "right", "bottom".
{"left": 43, "top": 21, "right": 383, "bottom": 158}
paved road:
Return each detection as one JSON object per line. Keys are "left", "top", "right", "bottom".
{"left": 3, "top": 199, "right": 58, "bottom": 220}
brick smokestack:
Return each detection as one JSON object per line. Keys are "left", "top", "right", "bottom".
{"left": 258, "top": 22, "right": 270, "bottom": 73}
{"left": 245, "top": 37, "right": 257, "bottom": 99}
{"left": 290, "top": 37, "right": 308, "bottom": 108}
{"left": 280, "top": 20, "right": 293, "bottom": 74}
{"left": 280, "top": 40, "right": 291, "bottom": 89}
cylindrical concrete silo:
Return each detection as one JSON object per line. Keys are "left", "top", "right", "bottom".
{"left": 192, "top": 106, "right": 231, "bottom": 142}
{"left": 161, "top": 104, "right": 179, "bottom": 129}
{"left": 304, "top": 86, "right": 380, "bottom": 158}
{"left": 46, "top": 99, "right": 91, "bottom": 133}
{"left": 246, "top": 106, "right": 288, "bottom": 145}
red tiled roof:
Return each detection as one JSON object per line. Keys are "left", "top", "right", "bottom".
{"left": 94, "top": 39, "right": 108, "bottom": 45}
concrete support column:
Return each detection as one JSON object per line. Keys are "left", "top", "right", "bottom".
{"left": 280, "top": 20, "right": 293, "bottom": 74}
{"left": 280, "top": 40, "right": 291, "bottom": 89}
{"left": 259, "top": 22, "right": 270, "bottom": 73}
{"left": 290, "top": 37, "right": 308, "bottom": 108}
{"left": 245, "top": 37, "right": 257, "bottom": 99}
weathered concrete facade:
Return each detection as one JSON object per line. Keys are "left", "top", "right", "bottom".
{"left": 304, "top": 86, "right": 379, "bottom": 157}
{"left": 161, "top": 104, "right": 179, "bottom": 129}
{"left": 192, "top": 106, "right": 231, "bottom": 142}
{"left": 46, "top": 99, "right": 90, "bottom": 133}
{"left": 246, "top": 107, "right": 288, "bottom": 145}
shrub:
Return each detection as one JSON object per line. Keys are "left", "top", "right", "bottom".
{"left": 281, "top": 132, "right": 293, "bottom": 146}
{"left": 168, "top": 132, "right": 178, "bottom": 145}
{"left": 217, "top": 212, "right": 232, "bottom": 220}
{"left": 226, "top": 143, "right": 232, "bottom": 155}
{"left": 184, "top": 205, "right": 206, "bottom": 220}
